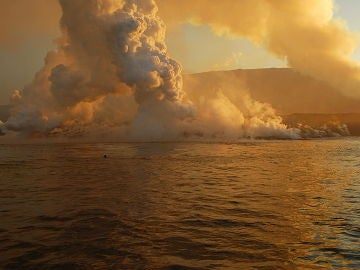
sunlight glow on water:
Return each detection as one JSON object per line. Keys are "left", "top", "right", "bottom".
{"left": 0, "top": 139, "right": 359, "bottom": 269}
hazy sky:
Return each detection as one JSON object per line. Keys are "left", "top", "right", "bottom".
{"left": 0, "top": 0, "right": 359, "bottom": 104}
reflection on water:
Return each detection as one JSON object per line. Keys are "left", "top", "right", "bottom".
{"left": 0, "top": 139, "right": 359, "bottom": 269}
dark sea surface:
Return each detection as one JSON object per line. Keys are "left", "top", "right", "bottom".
{"left": 0, "top": 139, "right": 359, "bottom": 269}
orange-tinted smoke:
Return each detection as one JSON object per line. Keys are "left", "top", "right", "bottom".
{"left": 157, "top": 0, "right": 360, "bottom": 98}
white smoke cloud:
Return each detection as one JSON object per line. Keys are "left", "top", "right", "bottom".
{"left": 0, "top": 0, "right": 308, "bottom": 141}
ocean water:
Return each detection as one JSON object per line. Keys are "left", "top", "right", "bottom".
{"left": 0, "top": 139, "right": 359, "bottom": 269}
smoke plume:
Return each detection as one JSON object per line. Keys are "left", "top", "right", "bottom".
{"left": 157, "top": 0, "right": 360, "bottom": 99}
{"left": 1, "top": 0, "right": 197, "bottom": 140}
{"left": 4, "top": 0, "right": 345, "bottom": 141}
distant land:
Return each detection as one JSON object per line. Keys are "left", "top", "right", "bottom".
{"left": 184, "top": 68, "right": 360, "bottom": 115}
{"left": 283, "top": 113, "right": 360, "bottom": 136}
{"left": 1, "top": 68, "right": 360, "bottom": 135}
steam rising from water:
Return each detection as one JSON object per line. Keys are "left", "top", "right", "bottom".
{"left": 2, "top": 0, "right": 195, "bottom": 140}
{"left": 1, "top": 0, "right": 350, "bottom": 141}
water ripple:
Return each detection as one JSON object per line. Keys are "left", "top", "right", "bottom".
{"left": 0, "top": 139, "right": 359, "bottom": 269}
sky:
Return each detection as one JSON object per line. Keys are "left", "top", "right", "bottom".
{"left": 0, "top": 0, "right": 360, "bottom": 104}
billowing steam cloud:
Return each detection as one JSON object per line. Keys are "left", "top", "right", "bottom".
{"left": 1, "top": 0, "right": 197, "bottom": 140}
{"left": 157, "top": 0, "right": 360, "bottom": 99}
{"left": 5, "top": 0, "right": 347, "bottom": 141}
